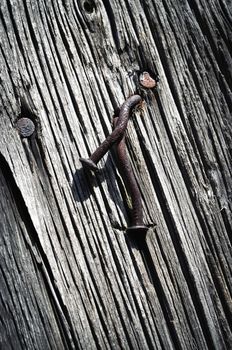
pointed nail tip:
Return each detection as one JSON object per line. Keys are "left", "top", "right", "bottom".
{"left": 79, "top": 158, "right": 98, "bottom": 171}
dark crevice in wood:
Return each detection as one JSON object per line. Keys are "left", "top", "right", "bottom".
{"left": 51, "top": 191, "right": 116, "bottom": 343}
{"left": 138, "top": 144, "right": 219, "bottom": 348}
{"left": 48, "top": 5, "right": 76, "bottom": 63}
{"left": 204, "top": 250, "right": 232, "bottom": 335}
{"left": 0, "top": 300, "right": 17, "bottom": 349}
{"left": 35, "top": 139, "right": 52, "bottom": 177}
{"left": 0, "top": 153, "right": 76, "bottom": 350}
{"left": 146, "top": 319, "right": 167, "bottom": 350}
{"left": 141, "top": 20, "right": 186, "bottom": 128}
{"left": 193, "top": 0, "right": 232, "bottom": 48}
{"left": 23, "top": 8, "right": 86, "bottom": 137}
{"left": 154, "top": 233, "right": 200, "bottom": 339}
{"left": 86, "top": 96, "right": 112, "bottom": 142}
{"left": 61, "top": 190, "right": 89, "bottom": 247}
{"left": 30, "top": 50, "right": 75, "bottom": 145}
{"left": 62, "top": 192, "right": 125, "bottom": 346}
{"left": 82, "top": 224, "right": 152, "bottom": 348}
{"left": 105, "top": 273, "right": 154, "bottom": 349}
{"left": 0, "top": 6, "right": 8, "bottom": 34}
{"left": 187, "top": 112, "right": 215, "bottom": 174}
{"left": 82, "top": 0, "right": 96, "bottom": 15}
{"left": 38, "top": 256, "right": 79, "bottom": 349}
{"left": 220, "top": 208, "right": 232, "bottom": 247}
{"left": 100, "top": 180, "right": 125, "bottom": 228}
{"left": 155, "top": 90, "right": 232, "bottom": 332}
{"left": 3, "top": 1, "right": 24, "bottom": 55}
{"left": 86, "top": 281, "right": 122, "bottom": 349}
{"left": 34, "top": 18, "right": 76, "bottom": 142}
{"left": 95, "top": 155, "right": 131, "bottom": 226}
{"left": 207, "top": 125, "right": 232, "bottom": 195}
{"left": 187, "top": 0, "right": 232, "bottom": 88}
{"left": 73, "top": 264, "right": 112, "bottom": 346}
{"left": 123, "top": 0, "right": 140, "bottom": 43}
{"left": 137, "top": 242, "right": 184, "bottom": 350}
{"left": 160, "top": 1, "right": 189, "bottom": 58}
{"left": 72, "top": 1, "right": 88, "bottom": 31}
{"left": 211, "top": 13, "right": 232, "bottom": 48}
{"left": 127, "top": 245, "right": 177, "bottom": 349}
{"left": 51, "top": 196, "right": 78, "bottom": 253}
{"left": 102, "top": 77, "right": 122, "bottom": 111}
{"left": 0, "top": 264, "right": 26, "bottom": 350}
{"left": 86, "top": 260, "right": 134, "bottom": 348}
{"left": 57, "top": 0, "right": 69, "bottom": 16}
{"left": 169, "top": 153, "right": 232, "bottom": 334}
{"left": 102, "top": 0, "right": 122, "bottom": 52}
{"left": 21, "top": 0, "right": 39, "bottom": 52}
{"left": 0, "top": 47, "right": 18, "bottom": 101}
{"left": 24, "top": 137, "right": 51, "bottom": 181}
{"left": 30, "top": 277, "right": 70, "bottom": 349}
{"left": 218, "top": 0, "right": 232, "bottom": 26}
{"left": 79, "top": 0, "right": 98, "bottom": 33}
{"left": 39, "top": 271, "right": 74, "bottom": 350}
{"left": 70, "top": 12, "right": 93, "bottom": 59}
{"left": 76, "top": 281, "right": 107, "bottom": 350}
{"left": 31, "top": 288, "right": 57, "bottom": 349}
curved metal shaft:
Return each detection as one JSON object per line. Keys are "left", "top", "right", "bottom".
{"left": 80, "top": 95, "right": 142, "bottom": 171}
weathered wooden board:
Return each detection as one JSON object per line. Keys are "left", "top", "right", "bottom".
{"left": 0, "top": 0, "right": 232, "bottom": 349}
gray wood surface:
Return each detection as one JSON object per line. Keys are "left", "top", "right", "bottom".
{"left": 0, "top": 0, "right": 232, "bottom": 349}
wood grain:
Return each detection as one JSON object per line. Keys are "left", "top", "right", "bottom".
{"left": 0, "top": 0, "right": 232, "bottom": 349}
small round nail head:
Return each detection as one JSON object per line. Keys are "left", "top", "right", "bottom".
{"left": 139, "top": 72, "right": 157, "bottom": 89}
{"left": 16, "top": 117, "right": 35, "bottom": 138}
{"left": 79, "top": 158, "right": 98, "bottom": 171}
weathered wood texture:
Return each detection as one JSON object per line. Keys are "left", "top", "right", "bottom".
{"left": 0, "top": 0, "right": 232, "bottom": 349}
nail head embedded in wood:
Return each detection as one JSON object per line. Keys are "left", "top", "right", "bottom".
{"left": 139, "top": 72, "right": 157, "bottom": 89}
{"left": 16, "top": 118, "right": 35, "bottom": 138}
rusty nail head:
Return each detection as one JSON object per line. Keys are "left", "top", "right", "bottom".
{"left": 16, "top": 118, "right": 35, "bottom": 138}
{"left": 139, "top": 72, "right": 157, "bottom": 89}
